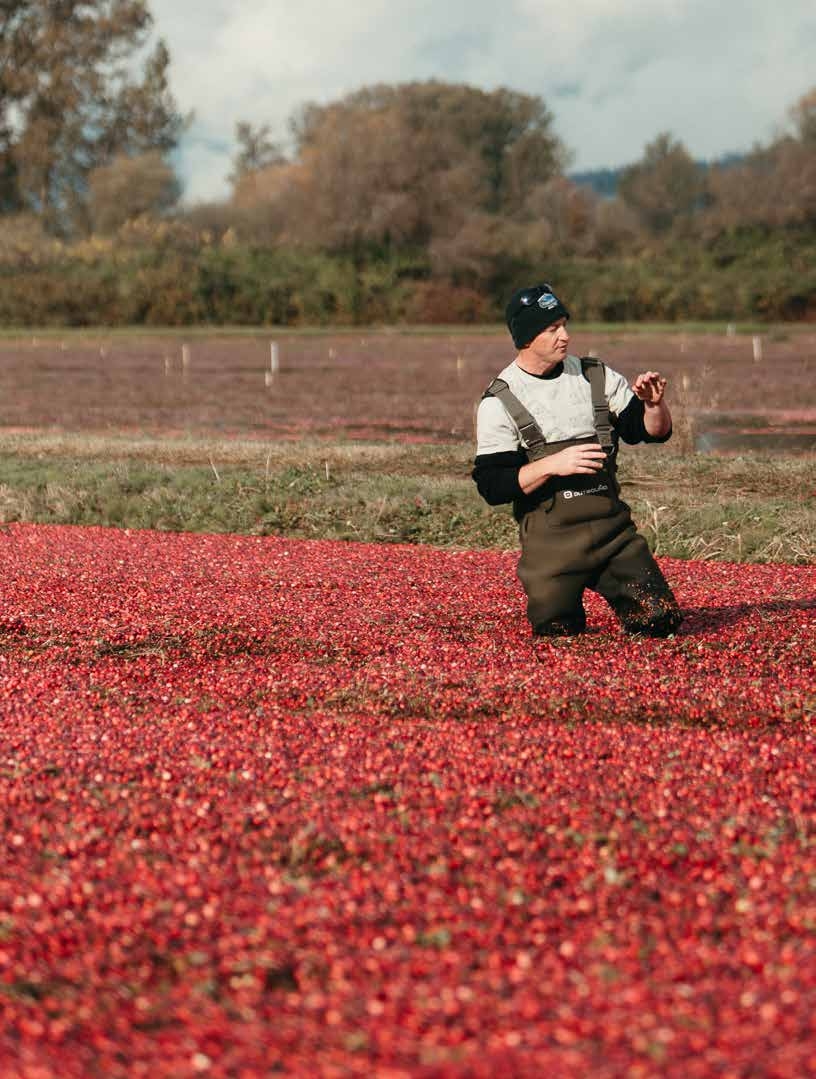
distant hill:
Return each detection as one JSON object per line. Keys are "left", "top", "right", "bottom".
{"left": 569, "top": 167, "right": 622, "bottom": 198}
{"left": 570, "top": 152, "right": 747, "bottom": 198}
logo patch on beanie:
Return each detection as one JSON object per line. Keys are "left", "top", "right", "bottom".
{"left": 537, "top": 292, "right": 559, "bottom": 310}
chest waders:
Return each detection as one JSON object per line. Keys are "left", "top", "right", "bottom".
{"left": 483, "top": 359, "right": 682, "bottom": 637}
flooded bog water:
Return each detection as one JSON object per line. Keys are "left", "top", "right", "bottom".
{"left": 694, "top": 414, "right": 816, "bottom": 456}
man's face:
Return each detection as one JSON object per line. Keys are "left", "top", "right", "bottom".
{"left": 525, "top": 317, "right": 569, "bottom": 367}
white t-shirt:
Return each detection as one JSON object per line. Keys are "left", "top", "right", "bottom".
{"left": 475, "top": 354, "right": 634, "bottom": 456}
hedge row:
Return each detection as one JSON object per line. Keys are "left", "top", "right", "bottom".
{"left": 1, "top": 230, "right": 814, "bottom": 327}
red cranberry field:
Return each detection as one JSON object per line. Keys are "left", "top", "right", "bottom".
{"left": 0, "top": 523, "right": 814, "bottom": 1077}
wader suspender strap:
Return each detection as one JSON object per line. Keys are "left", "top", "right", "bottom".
{"left": 483, "top": 377, "right": 548, "bottom": 460}
{"left": 580, "top": 357, "right": 615, "bottom": 453}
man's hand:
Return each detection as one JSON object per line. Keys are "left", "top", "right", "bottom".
{"left": 547, "top": 444, "right": 607, "bottom": 477}
{"left": 632, "top": 371, "right": 667, "bottom": 406}
{"left": 633, "top": 370, "right": 672, "bottom": 438}
{"left": 518, "top": 443, "right": 606, "bottom": 494}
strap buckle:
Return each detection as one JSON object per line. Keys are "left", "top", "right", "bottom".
{"left": 518, "top": 420, "right": 545, "bottom": 447}
{"left": 593, "top": 405, "right": 615, "bottom": 452}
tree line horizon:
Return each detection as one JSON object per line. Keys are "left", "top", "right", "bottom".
{"left": 1, "top": 0, "right": 815, "bottom": 327}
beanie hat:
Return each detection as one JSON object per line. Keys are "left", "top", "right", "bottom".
{"left": 505, "top": 283, "right": 569, "bottom": 349}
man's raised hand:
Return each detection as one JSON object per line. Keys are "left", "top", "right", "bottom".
{"left": 632, "top": 371, "right": 667, "bottom": 406}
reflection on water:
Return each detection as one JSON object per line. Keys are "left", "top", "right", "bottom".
{"left": 695, "top": 428, "right": 816, "bottom": 455}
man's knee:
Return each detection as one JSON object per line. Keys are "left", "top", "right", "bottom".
{"left": 599, "top": 550, "right": 682, "bottom": 637}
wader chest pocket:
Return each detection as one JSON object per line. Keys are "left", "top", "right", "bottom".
{"left": 550, "top": 471, "right": 619, "bottom": 525}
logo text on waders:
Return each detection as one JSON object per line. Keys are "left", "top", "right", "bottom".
{"left": 563, "top": 483, "right": 609, "bottom": 500}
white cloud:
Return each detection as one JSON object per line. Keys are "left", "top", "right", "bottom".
{"left": 148, "top": 0, "right": 816, "bottom": 201}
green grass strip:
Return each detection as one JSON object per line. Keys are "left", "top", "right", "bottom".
{"left": 0, "top": 434, "right": 812, "bottom": 563}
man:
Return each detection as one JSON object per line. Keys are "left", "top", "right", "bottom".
{"left": 473, "top": 282, "right": 682, "bottom": 639}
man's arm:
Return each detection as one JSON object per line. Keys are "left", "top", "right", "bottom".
{"left": 518, "top": 444, "right": 607, "bottom": 494}
{"left": 632, "top": 371, "right": 672, "bottom": 438}
{"left": 472, "top": 450, "right": 526, "bottom": 505}
{"left": 473, "top": 445, "right": 608, "bottom": 502}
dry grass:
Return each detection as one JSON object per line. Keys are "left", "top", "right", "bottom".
{"left": 0, "top": 328, "right": 812, "bottom": 561}
{"left": 0, "top": 432, "right": 812, "bottom": 564}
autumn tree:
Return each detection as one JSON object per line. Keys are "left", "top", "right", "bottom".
{"left": 347, "top": 82, "right": 567, "bottom": 214}
{"left": 87, "top": 150, "right": 180, "bottom": 233}
{"left": 589, "top": 197, "right": 643, "bottom": 253}
{"left": 703, "top": 140, "right": 816, "bottom": 234}
{"left": 230, "top": 122, "right": 285, "bottom": 188}
{"left": 618, "top": 133, "right": 707, "bottom": 234}
{"left": 235, "top": 81, "right": 567, "bottom": 255}
{"left": 0, "top": 0, "right": 183, "bottom": 231}
{"left": 522, "top": 176, "right": 597, "bottom": 253}
{"left": 789, "top": 87, "right": 816, "bottom": 144}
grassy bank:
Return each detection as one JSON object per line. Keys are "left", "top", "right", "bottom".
{"left": 0, "top": 433, "right": 812, "bottom": 563}
{"left": 0, "top": 321, "right": 809, "bottom": 340}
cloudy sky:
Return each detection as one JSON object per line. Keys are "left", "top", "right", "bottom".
{"left": 148, "top": 0, "right": 816, "bottom": 204}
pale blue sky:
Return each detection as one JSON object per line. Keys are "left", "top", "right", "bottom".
{"left": 149, "top": 0, "right": 816, "bottom": 203}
